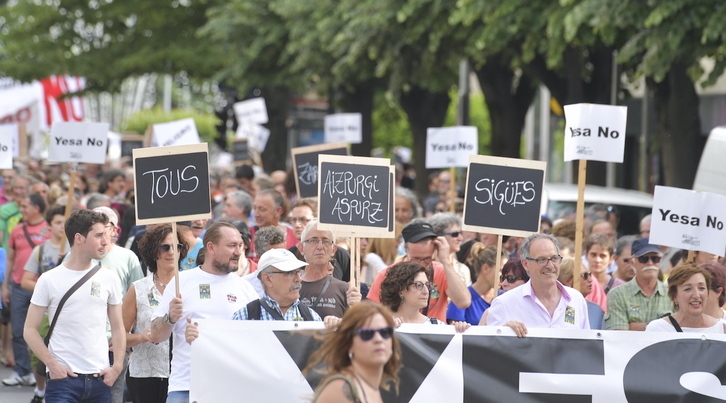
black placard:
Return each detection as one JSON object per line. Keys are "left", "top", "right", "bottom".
{"left": 121, "top": 140, "right": 143, "bottom": 158}
{"left": 318, "top": 157, "right": 391, "bottom": 232}
{"left": 232, "top": 139, "right": 249, "bottom": 162}
{"left": 463, "top": 157, "right": 545, "bottom": 236}
{"left": 292, "top": 144, "right": 348, "bottom": 198}
{"left": 133, "top": 144, "right": 211, "bottom": 224}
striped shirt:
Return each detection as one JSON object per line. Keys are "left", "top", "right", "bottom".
{"left": 232, "top": 293, "right": 322, "bottom": 321}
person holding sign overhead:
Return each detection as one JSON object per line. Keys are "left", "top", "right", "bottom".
{"left": 485, "top": 234, "right": 590, "bottom": 336}
{"left": 367, "top": 221, "right": 471, "bottom": 323}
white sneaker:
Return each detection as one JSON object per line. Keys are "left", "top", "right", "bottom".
{"left": 2, "top": 371, "right": 36, "bottom": 386}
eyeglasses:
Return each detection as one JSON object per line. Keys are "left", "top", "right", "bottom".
{"left": 443, "top": 231, "right": 462, "bottom": 238}
{"left": 410, "top": 281, "right": 431, "bottom": 291}
{"left": 525, "top": 255, "right": 564, "bottom": 267}
{"left": 500, "top": 274, "right": 523, "bottom": 283}
{"left": 581, "top": 272, "right": 592, "bottom": 280}
{"left": 288, "top": 217, "right": 312, "bottom": 225}
{"left": 636, "top": 255, "right": 662, "bottom": 264}
{"left": 159, "top": 243, "right": 184, "bottom": 253}
{"left": 356, "top": 326, "right": 394, "bottom": 341}
{"left": 266, "top": 268, "right": 305, "bottom": 278}
{"left": 303, "top": 238, "right": 333, "bottom": 247}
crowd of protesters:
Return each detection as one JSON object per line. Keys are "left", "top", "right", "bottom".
{"left": 0, "top": 158, "right": 724, "bottom": 403}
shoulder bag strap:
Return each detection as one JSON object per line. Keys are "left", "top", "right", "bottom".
{"left": 22, "top": 223, "right": 37, "bottom": 248}
{"left": 246, "top": 299, "right": 262, "bottom": 320}
{"left": 297, "top": 302, "right": 314, "bottom": 321}
{"left": 604, "top": 276, "right": 616, "bottom": 294}
{"left": 311, "top": 275, "right": 332, "bottom": 309}
{"left": 44, "top": 264, "right": 102, "bottom": 344}
{"left": 315, "top": 374, "right": 362, "bottom": 403}
{"left": 667, "top": 314, "right": 684, "bottom": 333}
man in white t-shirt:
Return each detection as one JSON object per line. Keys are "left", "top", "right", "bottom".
{"left": 149, "top": 221, "right": 258, "bottom": 403}
{"left": 24, "top": 209, "right": 125, "bottom": 402}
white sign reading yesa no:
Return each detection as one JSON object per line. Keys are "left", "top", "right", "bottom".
{"left": 0, "top": 124, "right": 16, "bottom": 169}
{"left": 48, "top": 122, "right": 109, "bottom": 164}
{"left": 564, "top": 103, "right": 627, "bottom": 163}
{"left": 426, "top": 126, "right": 478, "bottom": 168}
{"left": 650, "top": 186, "right": 726, "bottom": 256}
{"left": 324, "top": 113, "right": 362, "bottom": 144}
{"left": 234, "top": 98, "right": 268, "bottom": 125}
{"left": 152, "top": 118, "right": 201, "bottom": 148}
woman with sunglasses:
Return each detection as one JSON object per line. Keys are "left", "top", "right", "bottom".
{"left": 429, "top": 212, "right": 471, "bottom": 286}
{"left": 646, "top": 262, "right": 725, "bottom": 333}
{"left": 122, "top": 224, "right": 189, "bottom": 403}
{"left": 446, "top": 243, "right": 506, "bottom": 325}
{"left": 308, "top": 301, "right": 401, "bottom": 403}
{"left": 499, "top": 258, "right": 529, "bottom": 292}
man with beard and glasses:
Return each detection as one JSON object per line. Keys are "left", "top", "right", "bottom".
{"left": 149, "top": 222, "right": 257, "bottom": 403}
{"left": 605, "top": 238, "right": 672, "bottom": 331}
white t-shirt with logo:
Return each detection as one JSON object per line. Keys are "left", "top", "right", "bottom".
{"left": 153, "top": 266, "right": 258, "bottom": 392}
{"left": 30, "top": 263, "right": 122, "bottom": 373}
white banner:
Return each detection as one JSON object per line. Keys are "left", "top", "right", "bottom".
{"left": 152, "top": 118, "right": 201, "bottom": 147}
{"left": 234, "top": 98, "right": 268, "bottom": 125}
{"left": 650, "top": 186, "right": 726, "bottom": 256}
{"left": 324, "top": 113, "right": 362, "bottom": 144}
{"left": 190, "top": 320, "right": 726, "bottom": 402}
{"left": 426, "top": 126, "right": 478, "bottom": 168}
{"left": 564, "top": 103, "right": 627, "bottom": 163}
{"left": 0, "top": 124, "right": 16, "bottom": 169}
{"left": 48, "top": 122, "right": 109, "bottom": 164}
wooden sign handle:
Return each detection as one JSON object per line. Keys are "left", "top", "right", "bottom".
{"left": 573, "top": 159, "right": 587, "bottom": 290}
{"left": 492, "top": 235, "right": 503, "bottom": 300}
{"left": 59, "top": 164, "right": 78, "bottom": 255}
{"left": 449, "top": 167, "right": 456, "bottom": 213}
{"left": 172, "top": 222, "right": 181, "bottom": 297}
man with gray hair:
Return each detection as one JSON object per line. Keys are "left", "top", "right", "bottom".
{"left": 297, "top": 220, "right": 361, "bottom": 318}
{"left": 222, "top": 190, "right": 253, "bottom": 224}
{"left": 254, "top": 226, "right": 286, "bottom": 258}
{"left": 485, "top": 233, "right": 590, "bottom": 336}
{"left": 84, "top": 193, "right": 111, "bottom": 210}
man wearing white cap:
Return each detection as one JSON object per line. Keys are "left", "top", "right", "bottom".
{"left": 235, "top": 249, "right": 320, "bottom": 321}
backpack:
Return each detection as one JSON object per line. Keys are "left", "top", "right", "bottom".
{"left": 246, "top": 298, "right": 315, "bottom": 321}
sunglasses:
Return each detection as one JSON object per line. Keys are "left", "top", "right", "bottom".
{"left": 159, "top": 243, "right": 184, "bottom": 253}
{"left": 636, "top": 255, "right": 662, "bottom": 264}
{"left": 500, "top": 274, "right": 523, "bottom": 283}
{"left": 581, "top": 272, "right": 592, "bottom": 280}
{"left": 356, "top": 326, "right": 394, "bottom": 341}
{"left": 410, "top": 281, "right": 431, "bottom": 291}
{"left": 443, "top": 231, "right": 462, "bottom": 238}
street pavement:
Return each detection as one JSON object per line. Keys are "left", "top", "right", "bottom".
{"left": 0, "top": 363, "right": 38, "bottom": 403}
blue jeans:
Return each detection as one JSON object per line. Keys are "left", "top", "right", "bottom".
{"left": 46, "top": 373, "right": 111, "bottom": 403}
{"left": 10, "top": 281, "right": 32, "bottom": 376}
{"left": 166, "top": 391, "right": 189, "bottom": 403}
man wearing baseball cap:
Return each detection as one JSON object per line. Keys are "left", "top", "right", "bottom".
{"left": 605, "top": 238, "right": 672, "bottom": 330}
{"left": 367, "top": 220, "right": 471, "bottom": 322}
{"left": 232, "top": 249, "right": 321, "bottom": 321}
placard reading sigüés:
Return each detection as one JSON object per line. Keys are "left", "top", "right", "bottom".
{"left": 291, "top": 143, "right": 348, "bottom": 198}
{"left": 133, "top": 143, "right": 211, "bottom": 225}
{"left": 463, "top": 155, "right": 546, "bottom": 237}
{"left": 317, "top": 155, "right": 392, "bottom": 236}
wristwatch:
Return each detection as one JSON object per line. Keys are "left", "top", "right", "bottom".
{"left": 163, "top": 313, "right": 176, "bottom": 325}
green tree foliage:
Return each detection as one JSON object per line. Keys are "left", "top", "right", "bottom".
{"left": 120, "top": 108, "right": 220, "bottom": 144}
{"left": 0, "top": 0, "right": 223, "bottom": 91}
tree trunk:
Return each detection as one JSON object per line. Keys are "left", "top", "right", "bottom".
{"left": 337, "top": 82, "right": 376, "bottom": 157}
{"left": 649, "top": 64, "right": 703, "bottom": 188}
{"left": 399, "top": 87, "right": 451, "bottom": 196}
{"left": 474, "top": 58, "right": 537, "bottom": 158}
{"left": 260, "top": 85, "right": 291, "bottom": 173}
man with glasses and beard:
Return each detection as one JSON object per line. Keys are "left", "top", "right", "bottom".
{"left": 605, "top": 238, "right": 672, "bottom": 331}
{"left": 486, "top": 234, "right": 590, "bottom": 337}
{"left": 367, "top": 221, "right": 471, "bottom": 323}
{"left": 149, "top": 222, "right": 258, "bottom": 403}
